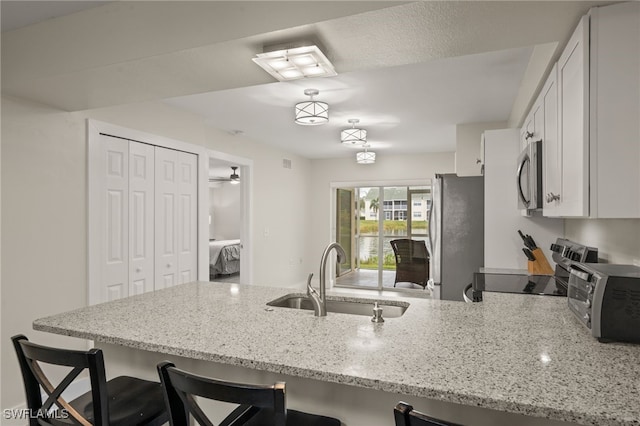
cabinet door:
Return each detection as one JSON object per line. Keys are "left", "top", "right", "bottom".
{"left": 557, "top": 15, "right": 589, "bottom": 217}
{"left": 520, "top": 111, "right": 535, "bottom": 151}
{"left": 542, "top": 64, "right": 561, "bottom": 217}
{"left": 589, "top": 2, "right": 640, "bottom": 218}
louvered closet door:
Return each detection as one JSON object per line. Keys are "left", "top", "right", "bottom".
{"left": 177, "top": 152, "right": 198, "bottom": 284}
{"left": 101, "top": 135, "right": 129, "bottom": 301}
{"left": 129, "top": 142, "right": 155, "bottom": 295}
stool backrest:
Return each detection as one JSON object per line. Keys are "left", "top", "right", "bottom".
{"left": 394, "top": 402, "right": 463, "bottom": 426}
{"left": 11, "top": 334, "right": 109, "bottom": 426}
{"left": 157, "top": 361, "right": 286, "bottom": 426}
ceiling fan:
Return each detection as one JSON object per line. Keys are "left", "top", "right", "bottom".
{"left": 209, "top": 166, "right": 240, "bottom": 185}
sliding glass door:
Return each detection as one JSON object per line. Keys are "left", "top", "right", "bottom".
{"left": 335, "top": 184, "right": 431, "bottom": 290}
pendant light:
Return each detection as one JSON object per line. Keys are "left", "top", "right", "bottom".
{"left": 341, "top": 119, "right": 367, "bottom": 145}
{"left": 295, "top": 89, "right": 329, "bottom": 125}
{"left": 356, "top": 144, "right": 376, "bottom": 164}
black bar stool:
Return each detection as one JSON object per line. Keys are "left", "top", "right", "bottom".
{"left": 157, "top": 361, "right": 342, "bottom": 426}
{"left": 394, "top": 402, "right": 464, "bottom": 426}
{"left": 12, "top": 334, "right": 168, "bottom": 426}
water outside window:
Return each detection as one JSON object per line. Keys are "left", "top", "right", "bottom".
{"left": 336, "top": 184, "right": 430, "bottom": 290}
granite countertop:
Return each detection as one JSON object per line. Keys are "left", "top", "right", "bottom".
{"left": 33, "top": 282, "right": 640, "bottom": 426}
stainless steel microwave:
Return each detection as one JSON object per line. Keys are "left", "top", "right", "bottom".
{"left": 516, "top": 139, "right": 543, "bottom": 212}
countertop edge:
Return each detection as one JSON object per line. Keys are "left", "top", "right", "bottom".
{"left": 32, "top": 321, "right": 624, "bottom": 426}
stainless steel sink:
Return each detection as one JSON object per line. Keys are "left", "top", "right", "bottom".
{"left": 267, "top": 294, "right": 409, "bottom": 318}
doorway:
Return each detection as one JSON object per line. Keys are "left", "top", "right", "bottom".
{"left": 207, "top": 149, "right": 253, "bottom": 285}
{"left": 335, "top": 184, "right": 431, "bottom": 291}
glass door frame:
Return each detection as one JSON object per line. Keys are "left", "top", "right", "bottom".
{"left": 407, "top": 188, "right": 431, "bottom": 239}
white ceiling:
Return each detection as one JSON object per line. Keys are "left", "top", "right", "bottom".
{"left": 0, "top": 1, "right": 110, "bottom": 32}
{"left": 1, "top": 1, "right": 611, "bottom": 161}
{"left": 166, "top": 46, "right": 533, "bottom": 159}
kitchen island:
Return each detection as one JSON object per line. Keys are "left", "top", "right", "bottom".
{"left": 34, "top": 282, "right": 640, "bottom": 426}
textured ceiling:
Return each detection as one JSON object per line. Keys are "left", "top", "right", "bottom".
{"left": 1, "top": 1, "right": 611, "bottom": 159}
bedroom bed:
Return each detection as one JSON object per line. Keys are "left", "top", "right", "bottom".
{"left": 209, "top": 239, "right": 241, "bottom": 278}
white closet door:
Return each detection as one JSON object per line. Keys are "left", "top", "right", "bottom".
{"left": 155, "top": 147, "right": 180, "bottom": 289}
{"left": 129, "top": 142, "right": 155, "bottom": 295}
{"left": 177, "top": 152, "right": 198, "bottom": 284}
{"left": 102, "top": 135, "right": 129, "bottom": 301}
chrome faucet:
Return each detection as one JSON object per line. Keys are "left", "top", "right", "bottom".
{"left": 308, "top": 242, "right": 346, "bottom": 317}
{"left": 306, "top": 273, "right": 324, "bottom": 316}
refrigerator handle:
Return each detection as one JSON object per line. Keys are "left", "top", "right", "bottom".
{"left": 428, "top": 193, "right": 434, "bottom": 254}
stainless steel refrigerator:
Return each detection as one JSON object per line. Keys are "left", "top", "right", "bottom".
{"left": 428, "top": 174, "right": 484, "bottom": 301}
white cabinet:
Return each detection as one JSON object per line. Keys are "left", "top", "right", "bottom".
{"left": 589, "top": 2, "right": 640, "bottom": 218}
{"left": 541, "top": 64, "right": 561, "bottom": 216}
{"left": 540, "top": 2, "right": 640, "bottom": 218}
{"left": 557, "top": 15, "right": 590, "bottom": 217}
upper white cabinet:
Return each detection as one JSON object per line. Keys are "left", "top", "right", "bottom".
{"left": 540, "top": 2, "right": 640, "bottom": 218}
{"left": 589, "top": 2, "right": 640, "bottom": 218}
{"left": 541, "top": 64, "right": 560, "bottom": 216}
{"left": 556, "top": 15, "right": 590, "bottom": 217}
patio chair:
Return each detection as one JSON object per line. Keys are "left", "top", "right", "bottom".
{"left": 390, "top": 239, "right": 429, "bottom": 289}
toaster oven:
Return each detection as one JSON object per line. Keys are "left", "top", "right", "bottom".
{"left": 568, "top": 263, "right": 640, "bottom": 343}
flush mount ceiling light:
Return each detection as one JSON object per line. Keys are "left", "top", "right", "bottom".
{"left": 356, "top": 144, "right": 376, "bottom": 164}
{"left": 252, "top": 44, "right": 337, "bottom": 82}
{"left": 341, "top": 119, "right": 367, "bottom": 145}
{"left": 295, "top": 89, "right": 329, "bottom": 125}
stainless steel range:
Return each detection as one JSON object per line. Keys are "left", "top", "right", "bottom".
{"left": 469, "top": 238, "right": 598, "bottom": 302}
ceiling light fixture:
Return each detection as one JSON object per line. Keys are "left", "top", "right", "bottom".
{"left": 356, "top": 144, "right": 376, "bottom": 164}
{"left": 229, "top": 166, "right": 240, "bottom": 184}
{"left": 295, "top": 89, "right": 329, "bottom": 125}
{"left": 341, "top": 119, "right": 367, "bottom": 145}
{"left": 252, "top": 44, "right": 337, "bottom": 82}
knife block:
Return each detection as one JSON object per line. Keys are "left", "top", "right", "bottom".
{"left": 528, "top": 248, "right": 554, "bottom": 275}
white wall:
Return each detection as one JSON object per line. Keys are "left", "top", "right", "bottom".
{"left": 0, "top": 95, "right": 313, "bottom": 412}
{"left": 309, "top": 152, "right": 456, "bottom": 285}
{"left": 565, "top": 219, "right": 640, "bottom": 265}
{"left": 483, "top": 129, "right": 564, "bottom": 270}
{"left": 209, "top": 184, "right": 241, "bottom": 240}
